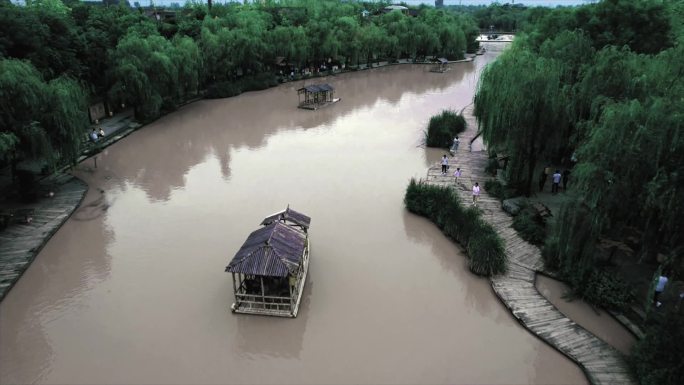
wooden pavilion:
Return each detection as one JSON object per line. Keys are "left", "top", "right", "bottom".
{"left": 430, "top": 57, "right": 449, "bottom": 73}
{"left": 225, "top": 207, "right": 311, "bottom": 318}
{"left": 297, "top": 83, "right": 340, "bottom": 110}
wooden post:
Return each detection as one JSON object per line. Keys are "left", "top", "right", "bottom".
{"left": 260, "top": 276, "right": 265, "bottom": 307}
{"left": 288, "top": 274, "right": 294, "bottom": 313}
{"left": 232, "top": 272, "right": 238, "bottom": 306}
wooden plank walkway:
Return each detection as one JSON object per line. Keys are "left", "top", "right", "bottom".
{"left": 424, "top": 104, "right": 636, "bottom": 385}
{"left": 0, "top": 173, "right": 87, "bottom": 301}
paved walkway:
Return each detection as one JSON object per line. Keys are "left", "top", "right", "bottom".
{"left": 424, "top": 104, "right": 636, "bottom": 385}
{"left": 0, "top": 173, "right": 87, "bottom": 300}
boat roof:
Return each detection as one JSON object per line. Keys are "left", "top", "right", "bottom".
{"left": 261, "top": 207, "right": 311, "bottom": 230}
{"left": 437, "top": 58, "right": 448, "bottom": 64}
{"left": 298, "top": 84, "right": 334, "bottom": 93}
{"left": 226, "top": 222, "right": 306, "bottom": 277}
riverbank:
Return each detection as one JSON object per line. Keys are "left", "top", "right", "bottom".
{"left": 421, "top": 104, "right": 636, "bottom": 385}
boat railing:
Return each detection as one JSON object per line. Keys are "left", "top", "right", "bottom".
{"left": 235, "top": 293, "right": 292, "bottom": 313}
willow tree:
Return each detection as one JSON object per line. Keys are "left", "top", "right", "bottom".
{"left": 44, "top": 76, "right": 89, "bottom": 165}
{"left": 109, "top": 32, "right": 179, "bottom": 120}
{"left": 0, "top": 59, "right": 51, "bottom": 168}
{"left": 558, "top": 43, "right": 684, "bottom": 267}
{"left": 474, "top": 40, "right": 569, "bottom": 196}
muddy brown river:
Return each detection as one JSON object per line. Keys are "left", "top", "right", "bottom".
{"left": 1, "top": 53, "right": 590, "bottom": 384}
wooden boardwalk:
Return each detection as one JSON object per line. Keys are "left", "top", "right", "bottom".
{"left": 0, "top": 173, "right": 87, "bottom": 301}
{"left": 424, "top": 105, "right": 636, "bottom": 385}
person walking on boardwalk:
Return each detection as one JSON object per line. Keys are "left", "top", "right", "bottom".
{"left": 552, "top": 170, "right": 562, "bottom": 194}
{"left": 453, "top": 167, "right": 462, "bottom": 185}
{"left": 472, "top": 182, "right": 480, "bottom": 205}
{"left": 441, "top": 155, "right": 449, "bottom": 175}
{"left": 450, "top": 136, "right": 460, "bottom": 153}
{"left": 654, "top": 272, "right": 669, "bottom": 307}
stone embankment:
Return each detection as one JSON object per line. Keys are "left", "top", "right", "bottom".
{"left": 424, "top": 104, "right": 636, "bottom": 385}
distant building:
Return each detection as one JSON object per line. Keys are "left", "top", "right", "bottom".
{"left": 383, "top": 5, "right": 409, "bottom": 14}
{"left": 435, "top": 0, "right": 444, "bottom": 8}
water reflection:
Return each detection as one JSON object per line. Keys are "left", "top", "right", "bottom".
{"left": 402, "top": 211, "right": 508, "bottom": 323}
{"left": 91, "top": 63, "right": 476, "bottom": 203}
{"left": 234, "top": 280, "right": 312, "bottom": 359}
{"left": 0, "top": 186, "right": 114, "bottom": 384}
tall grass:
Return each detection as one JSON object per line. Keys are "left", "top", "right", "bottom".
{"left": 405, "top": 178, "right": 507, "bottom": 276}
{"left": 425, "top": 110, "right": 466, "bottom": 148}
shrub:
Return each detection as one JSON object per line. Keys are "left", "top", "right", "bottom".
{"left": 468, "top": 229, "right": 507, "bottom": 276}
{"left": 567, "top": 269, "right": 634, "bottom": 310}
{"left": 206, "top": 73, "right": 279, "bottom": 99}
{"left": 16, "top": 169, "right": 38, "bottom": 203}
{"left": 485, "top": 157, "right": 499, "bottom": 175}
{"left": 512, "top": 208, "right": 547, "bottom": 245}
{"left": 206, "top": 81, "right": 242, "bottom": 99}
{"left": 631, "top": 310, "right": 684, "bottom": 385}
{"left": 541, "top": 235, "right": 561, "bottom": 270}
{"left": 404, "top": 178, "right": 507, "bottom": 277}
{"left": 425, "top": 110, "right": 466, "bottom": 148}
{"left": 484, "top": 179, "right": 507, "bottom": 200}
{"left": 241, "top": 73, "right": 279, "bottom": 92}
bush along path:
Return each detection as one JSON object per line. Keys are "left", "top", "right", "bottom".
{"left": 418, "top": 104, "right": 636, "bottom": 385}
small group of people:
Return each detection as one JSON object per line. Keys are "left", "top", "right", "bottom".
{"left": 89, "top": 124, "right": 106, "bottom": 143}
{"left": 439, "top": 155, "right": 479, "bottom": 205}
{"left": 539, "top": 166, "right": 571, "bottom": 194}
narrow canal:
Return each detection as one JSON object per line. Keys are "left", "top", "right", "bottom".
{"left": 1, "top": 52, "right": 589, "bottom": 384}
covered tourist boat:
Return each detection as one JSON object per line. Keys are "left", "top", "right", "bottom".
{"left": 225, "top": 207, "right": 311, "bottom": 318}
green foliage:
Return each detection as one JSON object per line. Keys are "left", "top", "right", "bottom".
{"left": 512, "top": 206, "right": 546, "bottom": 245}
{"left": 631, "top": 310, "right": 684, "bottom": 385}
{"left": 206, "top": 82, "right": 242, "bottom": 99}
{"left": 484, "top": 179, "right": 503, "bottom": 200}
{"left": 570, "top": 269, "right": 634, "bottom": 310}
{"left": 467, "top": 228, "right": 506, "bottom": 276}
{"left": 206, "top": 73, "right": 278, "bottom": 99}
{"left": 404, "top": 178, "right": 507, "bottom": 277}
{"left": 425, "top": 110, "right": 466, "bottom": 148}
{"left": 474, "top": 40, "right": 569, "bottom": 196}
{"left": 484, "top": 157, "right": 499, "bottom": 176}
{"left": 16, "top": 169, "right": 38, "bottom": 203}
{"left": 0, "top": 59, "right": 87, "bottom": 167}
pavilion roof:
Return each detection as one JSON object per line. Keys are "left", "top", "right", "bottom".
{"left": 261, "top": 207, "right": 311, "bottom": 230}
{"left": 226, "top": 222, "right": 306, "bottom": 277}
{"left": 437, "top": 58, "right": 448, "bottom": 64}
{"left": 298, "top": 84, "right": 334, "bottom": 93}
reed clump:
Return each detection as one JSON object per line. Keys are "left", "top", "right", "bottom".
{"left": 425, "top": 110, "right": 466, "bottom": 148}
{"left": 404, "top": 178, "right": 506, "bottom": 276}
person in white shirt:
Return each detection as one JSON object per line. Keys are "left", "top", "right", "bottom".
{"left": 453, "top": 167, "right": 462, "bottom": 185}
{"left": 441, "top": 155, "right": 449, "bottom": 175}
{"left": 552, "top": 170, "right": 562, "bottom": 194}
{"left": 450, "top": 136, "right": 460, "bottom": 153}
{"left": 472, "top": 182, "right": 480, "bottom": 204}
{"left": 654, "top": 272, "right": 668, "bottom": 307}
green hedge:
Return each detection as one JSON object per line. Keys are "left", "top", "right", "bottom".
{"left": 512, "top": 206, "right": 547, "bottom": 245}
{"left": 425, "top": 110, "right": 467, "bottom": 148}
{"left": 206, "top": 73, "right": 279, "bottom": 99}
{"left": 404, "top": 178, "right": 506, "bottom": 276}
